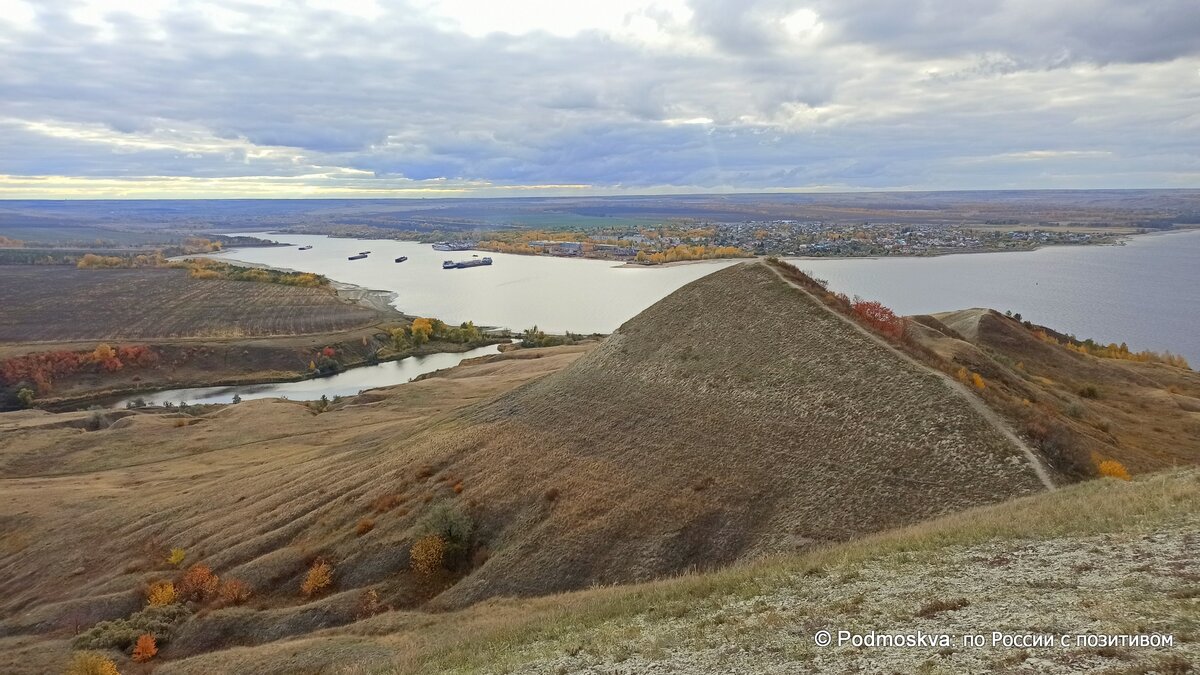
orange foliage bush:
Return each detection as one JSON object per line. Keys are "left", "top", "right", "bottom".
{"left": 146, "top": 580, "right": 175, "bottom": 606}
{"left": 0, "top": 344, "right": 157, "bottom": 394}
{"left": 851, "top": 300, "right": 905, "bottom": 339}
{"left": 971, "top": 373, "right": 986, "bottom": 390}
{"left": 177, "top": 563, "right": 219, "bottom": 602}
{"left": 356, "top": 518, "right": 375, "bottom": 536}
{"left": 410, "top": 534, "right": 446, "bottom": 576}
{"left": 1098, "top": 459, "right": 1131, "bottom": 481}
{"left": 132, "top": 633, "right": 158, "bottom": 662}
{"left": 219, "top": 578, "right": 252, "bottom": 605}
{"left": 301, "top": 559, "right": 334, "bottom": 597}
{"left": 65, "top": 651, "right": 119, "bottom": 675}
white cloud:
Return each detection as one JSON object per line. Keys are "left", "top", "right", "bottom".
{"left": 0, "top": 0, "right": 1196, "bottom": 196}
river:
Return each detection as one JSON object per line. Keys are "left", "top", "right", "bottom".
{"left": 208, "top": 229, "right": 1200, "bottom": 367}
{"left": 108, "top": 342, "right": 506, "bottom": 408}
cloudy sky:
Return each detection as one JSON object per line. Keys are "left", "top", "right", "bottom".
{"left": 1, "top": 0, "right": 1197, "bottom": 198}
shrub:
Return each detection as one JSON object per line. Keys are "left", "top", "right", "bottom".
{"left": 356, "top": 518, "right": 375, "bottom": 536}
{"left": 65, "top": 652, "right": 120, "bottom": 675}
{"left": 418, "top": 501, "right": 475, "bottom": 569}
{"left": 410, "top": 534, "right": 447, "bottom": 576}
{"left": 218, "top": 578, "right": 252, "bottom": 605}
{"left": 355, "top": 588, "right": 384, "bottom": 620}
{"left": 301, "top": 559, "right": 334, "bottom": 597}
{"left": 543, "top": 487, "right": 560, "bottom": 502}
{"left": 177, "top": 564, "right": 219, "bottom": 602}
{"left": 971, "top": 373, "right": 986, "bottom": 390}
{"left": 73, "top": 604, "right": 190, "bottom": 650}
{"left": 132, "top": 633, "right": 157, "bottom": 662}
{"left": 1079, "top": 385, "right": 1100, "bottom": 399}
{"left": 146, "top": 581, "right": 175, "bottom": 606}
{"left": 166, "top": 547, "right": 186, "bottom": 567}
{"left": 850, "top": 300, "right": 905, "bottom": 340}
{"left": 1098, "top": 459, "right": 1131, "bottom": 481}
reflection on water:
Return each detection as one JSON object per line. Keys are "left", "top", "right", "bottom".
{"left": 110, "top": 343, "right": 505, "bottom": 408}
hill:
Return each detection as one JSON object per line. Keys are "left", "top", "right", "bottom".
{"left": 157, "top": 467, "right": 1200, "bottom": 675}
{"left": 906, "top": 306, "right": 1200, "bottom": 475}
{"left": 0, "top": 261, "right": 1071, "bottom": 672}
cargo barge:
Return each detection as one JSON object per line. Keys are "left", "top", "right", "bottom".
{"left": 348, "top": 254, "right": 368, "bottom": 261}
{"left": 442, "top": 257, "right": 492, "bottom": 269}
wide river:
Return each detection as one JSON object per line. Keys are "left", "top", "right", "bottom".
{"left": 211, "top": 229, "right": 1200, "bottom": 367}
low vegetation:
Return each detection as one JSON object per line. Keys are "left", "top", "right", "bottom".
{"left": 1031, "top": 327, "right": 1190, "bottom": 369}
{"left": 301, "top": 559, "right": 335, "bottom": 597}
{"left": 64, "top": 652, "right": 119, "bottom": 675}
{"left": 73, "top": 604, "right": 190, "bottom": 651}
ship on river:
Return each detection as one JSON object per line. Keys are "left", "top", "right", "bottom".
{"left": 442, "top": 257, "right": 492, "bottom": 269}
{"left": 432, "top": 241, "right": 475, "bottom": 252}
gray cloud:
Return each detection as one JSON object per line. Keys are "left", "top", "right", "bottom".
{"left": 0, "top": 0, "right": 1196, "bottom": 196}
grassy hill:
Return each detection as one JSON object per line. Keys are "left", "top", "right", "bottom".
{"left": 3, "top": 261, "right": 1196, "bottom": 672}
{"left": 154, "top": 467, "right": 1199, "bottom": 675}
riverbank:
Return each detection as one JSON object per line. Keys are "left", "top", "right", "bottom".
{"left": 40, "top": 337, "right": 510, "bottom": 411}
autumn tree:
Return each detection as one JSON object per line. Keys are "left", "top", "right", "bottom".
{"left": 16, "top": 387, "right": 34, "bottom": 408}
{"left": 166, "top": 547, "right": 186, "bottom": 567}
{"left": 177, "top": 563, "right": 219, "bottom": 602}
{"left": 132, "top": 633, "right": 158, "bottom": 662}
{"left": 410, "top": 534, "right": 447, "bottom": 576}
{"left": 218, "top": 578, "right": 252, "bottom": 605}
{"left": 410, "top": 318, "right": 433, "bottom": 346}
{"left": 146, "top": 581, "right": 176, "bottom": 606}
{"left": 301, "top": 559, "right": 334, "bottom": 597}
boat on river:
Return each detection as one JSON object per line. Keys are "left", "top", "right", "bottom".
{"left": 298, "top": 245, "right": 313, "bottom": 250}
{"left": 432, "top": 241, "right": 474, "bottom": 252}
{"left": 348, "top": 254, "right": 368, "bottom": 261}
{"left": 395, "top": 256, "right": 408, "bottom": 263}
{"left": 443, "top": 257, "right": 493, "bottom": 269}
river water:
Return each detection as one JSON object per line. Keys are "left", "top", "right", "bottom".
{"left": 108, "top": 342, "right": 505, "bottom": 408}
{"left": 208, "top": 229, "right": 1200, "bottom": 368}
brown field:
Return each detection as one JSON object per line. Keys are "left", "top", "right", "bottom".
{"left": 1, "top": 261, "right": 1196, "bottom": 672}
{"left": 0, "top": 267, "right": 383, "bottom": 343}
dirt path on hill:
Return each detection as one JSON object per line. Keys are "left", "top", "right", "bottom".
{"left": 764, "top": 262, "right": 1057, "bottom": 491}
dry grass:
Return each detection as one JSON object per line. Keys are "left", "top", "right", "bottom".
{"left": 155, "top": 468, "right": 1198, "bottom": 674}
{"left": 0, "top": 267, "right": 379, "bottom": 342}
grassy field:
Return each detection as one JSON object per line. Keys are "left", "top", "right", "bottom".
{"left": 0, "top": 267, "right": 381, "bottom": 343}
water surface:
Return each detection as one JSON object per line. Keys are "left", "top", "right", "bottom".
{"left": 110, "top": 343, "right": 505, "bottom": 408}
{"left": 214, "top": 230, "right": 1200, "bottom": 365}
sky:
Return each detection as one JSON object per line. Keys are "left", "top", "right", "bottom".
{"left": 0, "top": 0, "right": 1198, "bottom": 198}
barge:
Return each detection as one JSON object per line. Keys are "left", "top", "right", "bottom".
{"left": 443, "top": 257, "right": 493, "bottom": 269}
{"left": 348, "top": 254, "right": 368, "bottom": 261}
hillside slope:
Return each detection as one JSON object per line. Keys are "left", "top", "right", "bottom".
{"left": 907, "top": 307, "right": 1200, "bottom": 475}
{"left": 0, "top": 261, "right": 1056, "bottom": 670}
{"left": 155, "top": 469, "right": 1200, "bottom": 675}
{"left": 419, "top": 261, "right": 1051, "bottom": 604}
